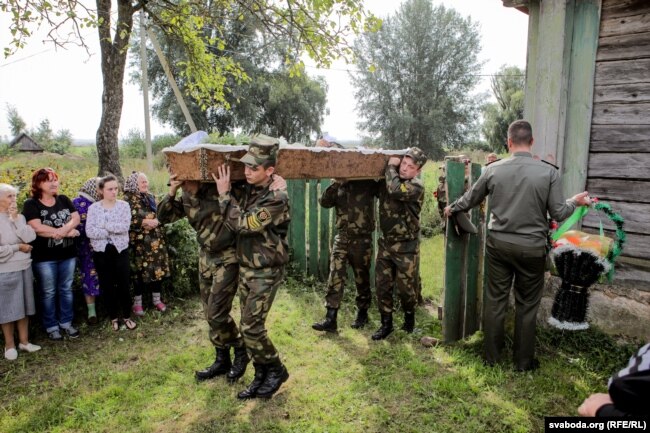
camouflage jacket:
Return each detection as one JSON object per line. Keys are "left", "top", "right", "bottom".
{"left": 378, "top": 165, "right": 424, "bottom": 242}
{"left": 219, "top": 181, "right": 290, "bottom": 269}
{"left": 157, "top": 183, "right": 236, "bottom": 260}
{"left": 319, "top": 180, "right": 378, "bottom": 237}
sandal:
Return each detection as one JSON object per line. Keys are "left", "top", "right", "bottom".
{"left": 111, "top": 319, "right": 120, "bottom": 331}
{"left": 123, "top": 318, "right": 137, "bottom": 330}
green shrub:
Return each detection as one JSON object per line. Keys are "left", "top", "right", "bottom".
{"left": 152, "top": 134, "right": 181, "bottom": 154}
{"left": 162, "top": 218, "right": 199, "bottom": 298}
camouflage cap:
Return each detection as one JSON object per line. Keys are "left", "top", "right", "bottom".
{"left": 405, "top": 147, "right": 427, "bottom": 167}
{"left": 239, "top": 135, "right": 279, "bottom": 167}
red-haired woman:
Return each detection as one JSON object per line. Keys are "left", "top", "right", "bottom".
{"left": 22, "top": 168, "right": 80, "bottom": 340}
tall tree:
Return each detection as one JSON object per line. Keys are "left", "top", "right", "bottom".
{"left": 481, "top": 65, "right": 525, "bottom": 152}
{"left": 352, "top": 0, "right": 482, "bottom": 159}
{"left": 5, "top": 104, "right": 26, "bottom": 137}
{"left": 130, "top": 5, "right": 327, "bottom": 142}
{"left": 2, "top": 1, "right": 378, "bottom": 178}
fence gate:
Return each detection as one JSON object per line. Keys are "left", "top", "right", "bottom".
{"left": 443, "top": 160, "right": 486, "bottom": 343}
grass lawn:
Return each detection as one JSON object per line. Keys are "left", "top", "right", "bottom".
{"left": 0, "top": 151, "right": 641, "bottom": 433}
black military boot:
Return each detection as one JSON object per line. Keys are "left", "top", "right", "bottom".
{"left": 195, "top": 347, "right": 231, "bottom": 382}
{"left": 227, "top": 346, "right": 250, "bottom": 383}
{"left": 256, "top": 361, "right": 290, "bottom": 399}
{"left": 311, "top": 307, "right": 338, "bottom": 332}
{"left": 237, "top": 363, "right": 268, "bottom": 400}
{"left": 371, "top": 313, "right": 394, "bottom": 340}
{"left": 402, "top": 311, "right": 415, "bottom": 333}
{"left": 350, "top": 308, "right": 369, "bottom": 329}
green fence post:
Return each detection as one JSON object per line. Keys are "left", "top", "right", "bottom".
{"left": 464, "top": 163, "right": 482, "bottom": 336}
{"left": 288, "top": 180, "right": 307, "bottom": 273}
{"left": 443, "top": 160, "right": 465, "bottom": 343}
{"left": 308, "top": 179, "right": 319, "bottom": 276}
{"left": 319, "top": 179, "right": 331, "bottom": 280}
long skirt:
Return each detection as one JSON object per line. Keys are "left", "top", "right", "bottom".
{"left": 0, "top": 268, "right": 35, "bottom": 324}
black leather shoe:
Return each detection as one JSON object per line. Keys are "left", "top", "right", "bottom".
{"left": 350, "top": 308, "right": 369, "bottom": 329}
{"left": 195, "top": 347, "right": 231, "bottom": 381}
{"left": 237, "top": 363, "right": 268, "bottom": 399}
{"left": 401, "top": 311, "right": 415, "bottom": 333}
{"left": 515, "top": 359, "right": 540, "bottom": 372}
{"left": 256, "top": 362, "right": 289, "bottom": 399}
{"left": 227, "top": 346, "right": 250, "bottom": 383}
{"left": 312, "top": 307, "right": 338, "bottom": 333}
{"left": 371, "top": 313, "right": 394, "bottom": 340}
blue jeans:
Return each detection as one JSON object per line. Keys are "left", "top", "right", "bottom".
{"left": 33, "top": 258, "right": 76, "bottom": 333}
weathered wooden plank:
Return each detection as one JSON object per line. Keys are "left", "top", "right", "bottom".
{"left": 591, "top": 102, "right": 650, "bottom": 124}
{"left": 443, "top": 161, "right": 465, "bottom": 343}
{"left": 164, "top": 145, "right": 406, "bottom": 181}
{"left": 612, "top": 259, "right": 650, "bottom": 289}
{"left": 318, "top": 180, "right": 331, "bottom": 281}
{"left": 464, "top": 163, "right": 482, "bottom": 336}
{"left": 563, "top": 0, "right": 601, "bottom": 198}
{"left": 590, "top": 124, "right": 650, "bottom": 152}
{"left": 601, "top": 0, "right": 650, "bottom": 20}
{"left": 308, "top": 180, "right": 319, "bottom": 276}
{"left": 594, "top": 58, "right": 650, "bottom": 85}
{"left": 288, "top": 180, "right": 307, "bottom": 272}
{"left": 600, "top": 12, "right": 650, "bottom": 37}
{"left": 588, "top": 153, "right": 650, "bottom": 179}
{"left": 582, "top": 228, "right": 650, "bottom": 260}
{"left": 593, "top": 83, "right": 650, "bottom": 104}
{"left": 583, "top": 201, "right": 650, "bottom": 234}
{"left": 586, "top": 178, "right": 650, "bottom": 203}
{"left": 596, "top": 31, "right": 650, "bottom": 61}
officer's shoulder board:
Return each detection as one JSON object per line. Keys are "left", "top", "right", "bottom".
{"left": 541, "top": 159, "right": 559, "bottom": 170}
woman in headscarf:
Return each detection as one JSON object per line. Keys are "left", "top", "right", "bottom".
{"left": 72, "top": 177, "right": 101, "bottom": 324}
{"left": 0, "top": 183, "right": 40, "bottom": 360}
{"left": 123, "top": 171, "right": 171, "bottom": 315}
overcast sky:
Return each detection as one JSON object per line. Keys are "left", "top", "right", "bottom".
{"left": 0, "top": 0, "right": 528, "bottom": 142}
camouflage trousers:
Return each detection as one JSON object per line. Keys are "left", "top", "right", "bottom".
{"left": 325, "top": 234, "right": 373, "bottom": 310}
{"left": 375, "top": 238, "right": 420, "bottom": 314}
{"left": 239, "top": 265, "right": 285, "bottom": 365}
{"left": 198, "top": 249, "right": 244, "bottom": 349}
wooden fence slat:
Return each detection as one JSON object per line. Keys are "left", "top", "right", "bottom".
{"left": 308, "top": 180, "right": 319, "bottom": 276}
{"left": 586, "top": 178, "right": 650, "bottom": 203}
{"left": 464, "top": 163, "right": 482, "bottom": 335}
{"left": 319, "top": 180, "right": 332, "bottom": 280}
{"left": 288, "top": 180, "right": 307, "bottom": 272}
{"left": 588, "top": 153, "right": 650, "bottom": 179}
{"left": 443, "top": 161, "right": 465, "bottom": 343}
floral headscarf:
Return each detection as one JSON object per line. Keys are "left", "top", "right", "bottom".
{"left": 79, "top": 177, "right": 101, "bottom": 202}
{"left": 124, "top": 171, "right": 140, "bottom": 194}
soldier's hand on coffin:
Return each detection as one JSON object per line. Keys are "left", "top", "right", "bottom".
{"left": 443, "top": 205, "right": 453, "bottom": 218}
{"left": 212, "top": 164, "right": 231, "bottom": 195}
{"left": 168, "top": 174, "right": 183, "bottom": 196}
{"left": 269, "top": 174, "right": 287, "bottom": 191}
{"left": 571, "top": 191, "right": 592, "bottom": 207}
{"left": 388, "top": 156, "right": 402, "bottom": 167}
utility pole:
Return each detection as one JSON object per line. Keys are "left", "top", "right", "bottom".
{"left": 139, "top": 11, "right": 153, "bottom": 171}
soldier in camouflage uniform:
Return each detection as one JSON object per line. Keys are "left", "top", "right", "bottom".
{"left": 215, "top": 137, "right": 291, "bottom": 400}
{"left": 372, "top": 147, "right": 427, "bottom": 340}
{"left": 312, "top": 179, "right": 378, "bottom": 332}
{"left": 157, "top": 176, "right": 250, "bottom": 383}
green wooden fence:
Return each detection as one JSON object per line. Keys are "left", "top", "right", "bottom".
{"left": 443, "top": 160, "right": 486, "bottom": 343}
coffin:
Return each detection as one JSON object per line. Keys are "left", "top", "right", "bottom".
{"left": 162, "top": 144, "right": 407, "bottom": 181}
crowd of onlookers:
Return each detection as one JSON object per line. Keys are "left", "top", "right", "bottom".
{"left": 1, "top": 167, "right": 170, "bottom": 361}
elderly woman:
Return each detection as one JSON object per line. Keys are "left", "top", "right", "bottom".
{"left": 72, "top": 178, "right": 102, "bottom": 324}
{"left": 22, "top": 168, "right": 80, "bottom": 341}
{"left": 86, "top": 175, "right": 136, "bottom": 331}
{"left": 0, "top": 184, "right": 40, "bottom": 360}
{"left": 123, "top": 171, "right": 170, "bottom": 315}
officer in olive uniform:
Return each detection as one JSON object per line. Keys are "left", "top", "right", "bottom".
{"left": 157, "top": 177, "right": 250, "bottom": 383}
{"left": 312, "top": 179, "right": 379, "bottom": 332}
{"left": 445, "top": 120, "right": 591, "bottom": 371}
{"left": 373, "top": 147, "right": 427, "bottom": 340}
{"left": 215, "top": 137, "right": 291, "bottom": 400}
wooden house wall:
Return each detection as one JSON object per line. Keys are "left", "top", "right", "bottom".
{"left": 585, "top": 0, "right": 650, "bottom": 284}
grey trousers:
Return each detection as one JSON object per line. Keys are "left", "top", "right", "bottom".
{"left": 484, "top": 236, "right": 547, "bottom": 369}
